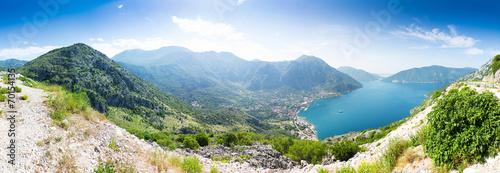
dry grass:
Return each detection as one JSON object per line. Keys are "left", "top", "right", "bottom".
{"left": 394, "top": 147, "right": 424, "bottom": 170}
{"left": 57, "top": 152, "right": 76, "bottom": 173}
{"left": 147, "top": 151, "right": 181, "bottom": 172}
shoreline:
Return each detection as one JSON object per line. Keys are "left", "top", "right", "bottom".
{"left": 291, "top": 92, "right": 345, "bottom": 141}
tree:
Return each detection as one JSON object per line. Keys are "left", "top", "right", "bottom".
{"left": 183, "top": 137, "right": 200, "bottom": 150}
{"left": 195, "top": 133, "right": 209, "bottom": 147}
{"left": 236, "top": 131, "right": 253, "bottom": 146}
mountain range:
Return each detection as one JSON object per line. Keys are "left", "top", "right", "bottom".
{"left": 337, "top": 66, "right": 382, "bottom": 81}
{"left": 381, "top": 65, "right": 476, "bottom": 83}
{"left": 17, "top": 43, "right": 266, "bottom": 134}
{"left": 112, "top": 47, "right": 362, "bottom": 115}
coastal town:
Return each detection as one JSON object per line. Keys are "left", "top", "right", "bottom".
{"left": 238, "top": 89, "right": 344, "bottom": 141}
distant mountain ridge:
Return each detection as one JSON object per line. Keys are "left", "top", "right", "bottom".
{"left": 113, "top": 47, "right": 362, "bottom": 114}
{"left": 382, "top": 65, "right": 476, "bottom": 83}
{"left": 0, "top": 59, "right": 28, "bottom": 69}
{"left": 337, "top": 66, "right": 382, "bottom": 81}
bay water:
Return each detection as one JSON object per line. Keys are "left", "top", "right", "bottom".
{"left": 299, "top": 81, "right": 445, "bottom": 140}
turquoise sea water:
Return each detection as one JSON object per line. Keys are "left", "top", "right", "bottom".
{"left": 299, "top": 81, "right": 446, "bottom": 140}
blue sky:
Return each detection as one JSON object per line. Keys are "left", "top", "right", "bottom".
{"left": 0, "top": 0, "right": 499, "bottom": 74}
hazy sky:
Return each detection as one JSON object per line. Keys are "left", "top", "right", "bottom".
{"left": 1, "top": 0, "right": 499, "bottom": 74}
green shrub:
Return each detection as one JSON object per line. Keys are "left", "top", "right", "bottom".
{"left": 286, "top": 139, "right": 326, "bottom": 164}
{"left": 236, "top": 131, "right": 253, "bottom": 146}
{"left": 271, "top": 137, "right": 294, "bottom": 154}
{"left": 424, "top": 89, "right": 500, "bottom": 169}
{"left": 330, "top": 139, "right": 360, "bottom": 161}
{"left": 218, "top": 132, "right": 237, "bottom": 146}
{"left": 22, "top": 95, "right": 28, "bottom": 100}
{"left": 492, "top": 54, "right": 500, "bottom": 74}
{"left": 210, "top": 166, "right": 218, "bottom": 173}
{"left": 195, "top": 133, "right": 209, "bottom": 147}
{"left": 94, "top": 156, "right": 116, "bottom": 173}
{"left": 183, "top": 137, "right": 200, "bottom": 150}
{"left": 317, "top": 167, "right": 329, "bottom": 173}
{"left": 108, "top": 137, "right": 118, "bottom": 152}
{"left": 180, "top": 156, "right": 203, "bottom": 173}
{"left": 0, "top": 94, "right": 6, "bottom": 102}
{"left": 335, "top": 165, "right": 355, "bottom": 173}
{"left": 382, "top": 138, "right": 409, "bottom": 171}
{"left": 14, "top": 86, "right": 21, "bottom": 93}
{"left": 432, "top": 91, "right": 442, "bottom": 99}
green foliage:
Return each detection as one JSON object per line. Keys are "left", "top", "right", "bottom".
{"left": 236, "top": 131, "right": 253, "bottom": 146}
{"left": 195, "top": 133, "right": 209, "bottom": 147}
{"left": 180, "top": 156, "right": 203, "bottom": 173}
{"left": 317, "top": 167, "right": 330, "bottom": 173}
{"left": 240, "top": 154, "right": 251, "bottom": 160}
{"left": 335, "top": 165, "right": 355, "bottom": 173}
{"left": 492, "top": 54, "right": 500, "bottom": 74}
{"left": 14, "top": 86, "right": 21, "bottom": 92}
{"left": 94, "top": 156, "right": 116, "bottom": 173}
{"left": 41, "top": 83, "right": 90, "bottom": 127}
{"left": 382, "top": 138, "right": 409, "bottom": 171}
{"left": 22, "top": 95, "right": 28, "bottom": 100}
{"left": 381, "top": 65, "right": 476, "bottom": 83}
{"left": 109, "top": 137, "right": 118, "bottom": 152}
{"left": 330, "top": 139, "right": 360, "bottom": 161}
{"left": 183, "top": 137, "right": 200, "bottom": 150}
{"left": 432, "top": 91, "right": 442, "bottom": 99}
{"left": 210, "top": 166, "right": 218, "bottom": 173}
{"left": 0, "top": 87, "right": 8, "bottom": 94}
{"left": 425, "top": 89, "right": 500, "bottom": 168}
{"left": 218, "top": 132, "right": 237, "bottom": 146}
{"left": 286, "top": 139, "right": 326, "bottom": 164}
{"left": 0, "top": 94, "right": 6, "bottom": 102}
{"left": 271, "top": 137, "right": 294, "bottom": 154}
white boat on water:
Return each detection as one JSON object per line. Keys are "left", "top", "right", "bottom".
{"left": 339, "top": 110, "right": 343, "bottom": 113}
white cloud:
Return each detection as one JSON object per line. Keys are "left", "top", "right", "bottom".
{"left": 171, "top": 16, "right": 243, "bottom": 40}
{"left": 0, "top": 46, "right": 61, "bottom": 60}
{"left": 238, "top": 0, "right": 246, "bottom": 5}
{"left": 97, "top": 38, "right": 104, "bottom": 42}
{"left": 392, "top": 24, "right": 478, "bottom": 48}
{"left": 465, "top": 48, "right": 484, "bottom": 55}
{"left": 92, "top": 37, "right": 173, "bottom": 57}
{"left": 117, "top": 4, "right": 123, "bottom": 9}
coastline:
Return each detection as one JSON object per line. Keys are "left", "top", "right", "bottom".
{"left": 291, "top": 92, "right": 345, "bottom": 141}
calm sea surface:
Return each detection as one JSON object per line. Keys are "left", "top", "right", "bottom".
{"left": 299, "top": 81, "right": 445, "bottom": 140}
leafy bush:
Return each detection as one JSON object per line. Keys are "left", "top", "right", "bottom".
{"left": 286, "top": 139, "right": 326, "bottom": 164}
{"left": 183, "top": 137, "right": 200, "bottom": 150}
{"left": 181, "top": 156, "right": 203, "bottom": 173}
{"left": 14, "top": 86, "right": 21, "bottom": 92}
{"left": 382, "top": 138, "right": 409, "bottom": 171}
{"left": 22, "top": 95, "right": 28, "bottom": 100}
{"left": 218, "top": 132, "right": 237, "bottom": 146}
{"left": 94, "top": 156, "right": 116, "bottom": 173}
{"left": 317, "top": 167, "right": 330, "bottom": 173}
{"left": 236, "top": 131, "right": 253, "bottom": 146}
{"left": 0, "top": 94, "right": 6, "bottom": 102}
{"left": 492, "top": 54, "right": 500, "bottom": 74}
{"left": 195, "top": 133, "right": 209, "bottom": 147}
{"left": 425, "top": 89, "right": 500, "bottom": 169}
{"left": 108, "top": 137, "right": 118, "bottom": 152}
{"left": 271, "top": 137, "right": 294, "bottom": 154}
{"left": 330, "top": 139, "right": 360, "bottom": 161}
{"left": 210, "top": 166, "right": 218, "bottom": 173}
{"left": 432, "top": 91, "right": 442, "bottom": 99}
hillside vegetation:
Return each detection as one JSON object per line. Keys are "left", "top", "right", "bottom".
{"left": 382, "top": 65, "right": 476, "bottom": 83}
{"left": 18, "top": 43, "right": 270, "bottom": 135}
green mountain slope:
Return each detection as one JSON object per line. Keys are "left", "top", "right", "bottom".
{"left": 382, "top": 65, "right": 476, "bottom": 83}
{"left": 457, "top": 55, "right": 500, "bottom": 81}
{"left": 112, "top": 47, "right": 362, "bottom": 119}
{"left": 337, "top": 66, "right": 382, "bottom": 81}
